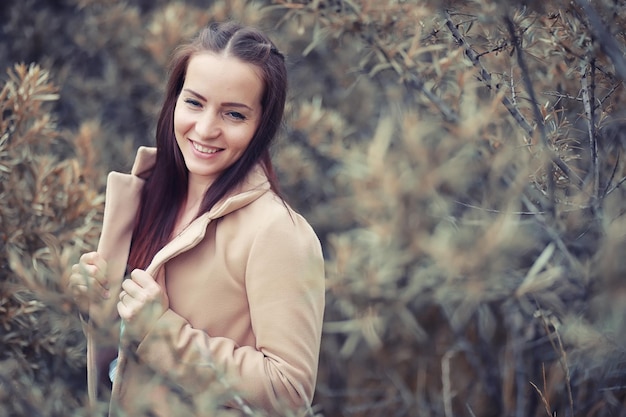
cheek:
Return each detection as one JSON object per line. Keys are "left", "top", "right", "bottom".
{"left": 173, "top": 101, "right": 191, "bottom": 135}
{"left": 235, "top": 128, "right": 256, "bottom": 151}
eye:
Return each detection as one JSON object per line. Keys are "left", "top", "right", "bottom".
{"left": 183, "top": 98, "right": 202, "bottom": 108}
{"left": 226, "top": 111, "right": 246, "bottom": 121}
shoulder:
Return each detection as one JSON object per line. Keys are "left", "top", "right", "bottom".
{"left": 221, "top": 190, "right": 322, "bottom": 255}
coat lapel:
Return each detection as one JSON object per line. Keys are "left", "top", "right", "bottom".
{"left": 144, "top": 179, "right": 270, "bottom": 278}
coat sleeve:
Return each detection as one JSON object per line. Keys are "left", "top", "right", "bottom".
{"left": 134, "top": 209, "right": 325, "bottom": 413}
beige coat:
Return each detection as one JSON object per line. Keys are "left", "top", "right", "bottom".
{"left": 85, "top": 147, "right": 325, "bottom": 416}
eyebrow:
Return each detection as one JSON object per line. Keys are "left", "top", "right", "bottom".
{"left": 182, "top": 88, "right": 255, "bottom": 111}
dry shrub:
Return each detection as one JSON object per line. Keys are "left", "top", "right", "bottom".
{"left": 2, "top": 0, "right": 626, "bottom": 416}
{"left": 0, "top": 63, "right": 104, "bottom": 416}
{"left": 272, "top": 0, "right": 626, "bottom": 416}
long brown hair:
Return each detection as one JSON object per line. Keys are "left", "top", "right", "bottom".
{"left": 128, "top": 22, "right": 287, "bottom": 270}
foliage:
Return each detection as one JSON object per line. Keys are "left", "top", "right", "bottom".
{"left": 0, "top": 63, "right": 103, "bottom": 416}
{"left": 270, "top": 0, "right": 626, "bottom": 416}
{"left": 2, "top": 0, "right": 626, "bottom": 416}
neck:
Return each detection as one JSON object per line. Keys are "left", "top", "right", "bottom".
{"left": 173, "top": 175, "right": 211, "bottom": 237}
{"left": 185, "top": 174, "right": 213, "bottom": 211}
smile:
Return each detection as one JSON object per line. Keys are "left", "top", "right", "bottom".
{"left": 191, "top": 140, "right": 221, "bottom": 154}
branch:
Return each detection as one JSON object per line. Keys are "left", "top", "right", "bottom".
{"left": 542, "top": 91, "right": 581, "bottom": 103}
{"left": 580, "top": 58, "right": 600, "bottom": 208}
{"left": 504, "top": 16, "right": 547, "bottom": 150}
{"left": 602, "top": 150, "right": 620, "bottom": 198}
{"left": 444, "top": 11, "right": 583, "bottom": 190}
{"left": 504, "top": 15, "right": 586, "bottom": 202}
{"left": 574, "top": 0, "right": 626, "bottom": 82}
{"left": 365, "top": 34, "right": 460, "bottom": 124}
{"left": 520, "top": 193, "right": 583, "bottom": 271}
{"left": 403, "top": 73, "right": 460, "bottom": 124}
{"left": 443, "top": 10, "right": 534, "bottom": 135}
{"left": 606, "top": 175, "right": 626, "bottom": 196}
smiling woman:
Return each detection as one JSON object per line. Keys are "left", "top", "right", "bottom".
{"left": 68, "top": 21, "right": 325, "bottom": 417}
{"left": 174, "top": 53, "right": 263, "bottom": 193}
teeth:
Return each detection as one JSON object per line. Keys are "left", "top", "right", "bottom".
{"left": 192, "top": 141, "right": 219, "bottom": 154}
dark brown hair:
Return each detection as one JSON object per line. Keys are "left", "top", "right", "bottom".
{"left": 128, "top": 22, "right": 287, "bottom": 270}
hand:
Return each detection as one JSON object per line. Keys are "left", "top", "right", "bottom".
{"left": 117, "top": 269, "right": 169, "bottom": 341}
{"left": 69, "top": 252, "right": 109, "bottom": 312}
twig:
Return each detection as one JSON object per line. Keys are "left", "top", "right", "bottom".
{"left": 504, "top": 14, "right": 558, "bottom": 215}
{"left": 442, "top": 348, "right": 457, "bottom": 417}
{"left": 597, "top": 83, "right": 621, "bottom": 109}
{"left": 574, "top": 0, "right": 626, "bottom": 82}
{"left": 476, "top": 41, "right": 509, "bottom": 58}
{"left": 505, "top": 30, "right": 536, "bottom": 116}
{"left": 554, "top": 329, "right": 575, "bottom": 417}
{"left": 466, "top": 404, "right": 478, "bottom": 417}
{"left": 580, "top": 58, "right": 600, "bottom": 209}
{"left": 529, "top": 365, "right": 552, "bottom": 417}
{"left": 403, "top": 73, "right": 460, "bottom": 123}
{"left": 354, "top": 27, "right": 461, "bottom": 124}
{"left": 535, "top": 308, "right": 575, "bottom": 417}
{"left": 510, "top": 67, "right": 517, "bottom": 106}
{"left": 443, "top": 10, "right": 533, "bottom": 135}
{"left": 520, "top": 194, "right": 583, "bottom": 271}
{"left": 599, "top": 385, "right": 626, "bottom": 392}
{"left": 453, "top": 199, "right": 547, "bottom": 215}
{"left": 602, "top": 150, "right": 620, "bottom": 197}
{"left": 542, "top": 91, "right": 581, "bottom": 102}
{"left": 445, "top": 11, "right": 583, "bottom": 190}
{"left": 606, "top": 175, "right": 626, "bottom": 196}
{"left": 363, "top": 31, "right": 460, "bottom": 123}
{"left": 512, "top": 322, "right": 526, "bottom": 417}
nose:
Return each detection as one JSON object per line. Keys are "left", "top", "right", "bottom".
{"left": 194, "top": 111, "right": 221, "bottom": 139}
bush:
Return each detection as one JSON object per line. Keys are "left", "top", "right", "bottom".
{"left": 0, "top": 63, "right": 103, "bottom": 416}
{"left": 2, "top": 0, "right": 626, "bottom": 416}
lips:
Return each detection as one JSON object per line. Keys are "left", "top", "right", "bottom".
{"left": 191, "top": 140, "right": 222, "bottom": 154}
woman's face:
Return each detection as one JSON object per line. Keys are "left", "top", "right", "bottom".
{"left": 174, "top": 52, "right": 263, "bottom": 189}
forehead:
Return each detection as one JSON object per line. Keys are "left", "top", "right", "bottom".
{"left": 183, "top": 52, "right": 264, "bottom": 106}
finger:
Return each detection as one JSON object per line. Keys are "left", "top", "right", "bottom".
{"left": 119, "top": 290, "right": 134, "bottom": 306}
{"left": 131, "top": 269, "right": 169, "bottom": 309}
{"left": 69, "top": 271, "right": 110, "bottom": 299}
{"left": 121, "top": 278, "right": 143, "bottom": 301}
{"left": 80, "top": 252, "right": 109, "bottom": 289}
{"left": 70, "top": 283, "right": 90, "bottom": 300}
{"left": 117, "top": 300, "right": 132, "bottom": 321}
{"left": 70, "top": 284, "right": 91, "bottom": 311}
{"left": 129, "top": 269, "right": 158, "bottom": 289}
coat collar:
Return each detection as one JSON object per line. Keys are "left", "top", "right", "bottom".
{"left": 130, "top": 147, "right": 272, "bottom": 277}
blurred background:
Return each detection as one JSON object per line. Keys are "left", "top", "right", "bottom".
{"left": 2, "top": 0, "right": 626, "bottom": 416}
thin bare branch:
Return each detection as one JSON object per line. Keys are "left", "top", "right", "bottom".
{"left": 574, "top": 0, "right": 626, "bottom": 82}
{"left": 365, "top": 33, "right": 460, "bottom": 123}
{"left": 602, "top": 150, "right": 620, "bottom": 198}
{"left": 598, "top": 83, "right": 621, "bottom": 108}
{"left": 504, "top": 16, "right": 547, "bottom": 143}
{"left": 529, "top": 378, "right": 552, "bottom": 417}
{"left": 521, "top": 194, "right": 583, "bottom": 271}
{"left": 505, "top": 14, "right": 586, "bottom": 199}
{"left": 403, "top": 73, "right": 460, "bottom": 123}
{"left": 606, "top": 175, "right": 626, "bottom": 196}
{"left": 442, "top": 348, "right": 457, "bottom": 417}
{"left": 306, "top": 7, "right": 463, "bottom": 126}
{"left": 542, "top": 91, "right": 582, "bottom": 102}
{"left": 581, "top": 58, "right": 599, "bottom": 208}
{"left": 445, "top": 11, "right": 583, "bottom": 193}
{"left": 443, "top": 10, "right": 534, "bottom": 135}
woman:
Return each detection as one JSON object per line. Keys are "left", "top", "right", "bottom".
{"left": 69, "top": 22, "right": 325, "bottom": 417}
